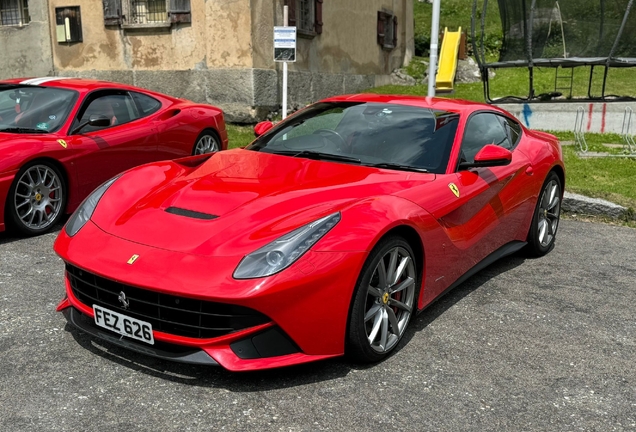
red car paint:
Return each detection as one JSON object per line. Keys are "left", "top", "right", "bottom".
{"left": 0, "top": 77, "right": 227, "bottom": 232}
{"left": 55, "top": 94, "right": 564, "bottom": 371}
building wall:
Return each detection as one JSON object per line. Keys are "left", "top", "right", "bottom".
{"left": 0, "top": 1, "right": 53, "bottom": 79}
{"left": 1, "top": 0, "right": 414, "bottom": 121}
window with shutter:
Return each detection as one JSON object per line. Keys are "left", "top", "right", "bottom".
{"left": 102, "top": 0, "right": 122, "bottom": 26}
{"left": 286, "top": 0, "right": 322, "bottom": 38}
{"left": 377, "top": 10, "right": 397, "bottom": 50}
{"left": 0, "top": 0, "right": 30, "bottom": 26}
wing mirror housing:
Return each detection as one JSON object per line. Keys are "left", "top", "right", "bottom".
{"left": 459, "top": 144, "right": 513, "bottom": 170}
{"left": 254, "top": 121, "right": 274, "bottom": 137}
{"left": 71, "top": 114, "right": 111, "bottom": 134}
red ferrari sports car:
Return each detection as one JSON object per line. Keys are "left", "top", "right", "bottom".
{"left": 55, "top": 94, "right": 564, "bottom": 371}
{"left": 0, "top": 77, "right": 227, "bottom": 235}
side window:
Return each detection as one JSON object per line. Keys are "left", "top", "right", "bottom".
{"left": 77, "top": 93, "right": 138, "bottom": 133}
{"left": 502, "top": 116, "right": 522, "bottom": 147}
{"left": 460, "top": 113, "right": 512, "bottom": 164}
{"left": 131, "top": 92, "right": 161, "bottom": 117}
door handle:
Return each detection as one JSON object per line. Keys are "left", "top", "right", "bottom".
{"left": 525, "top": 166, "right": 534, "bottom": 176}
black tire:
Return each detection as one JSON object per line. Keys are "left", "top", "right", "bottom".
{"left": 347, "top": 236, "right": 421, "bottom": 363}
{"left": 6, "top": 161, "right": 67, "bottom": 236}
{"left": 192, "top": 129, "right": 221, "bottom": 155}
{"left": 526, "top": 171, "right": 562, "bottom": 257}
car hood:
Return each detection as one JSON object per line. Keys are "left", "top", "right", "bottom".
{"left": 91, "top": 149, "right": 434, "bottom": 256}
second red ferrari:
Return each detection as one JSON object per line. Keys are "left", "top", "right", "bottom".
{"left": 0, "top": 77, "right": 227, "bottom": 235}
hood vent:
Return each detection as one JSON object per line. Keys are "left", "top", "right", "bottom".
{"left": 165, "top": 207, "right": 218, "bottom": 220}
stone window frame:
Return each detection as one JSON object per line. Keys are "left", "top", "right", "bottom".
{"left": 0, "top": 0, "right": 30, "bottom": 26}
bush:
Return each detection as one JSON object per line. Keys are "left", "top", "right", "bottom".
{"left": 414, "top": 33, "right": 430, "bottom": 57}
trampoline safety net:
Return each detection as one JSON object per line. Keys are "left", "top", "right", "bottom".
{"left": 472, "top": 0, "right": 636, "bottom": 102}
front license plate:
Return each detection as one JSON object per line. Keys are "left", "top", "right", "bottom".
{"left": 93, "top": 305, "right": 154, "bottom": 345}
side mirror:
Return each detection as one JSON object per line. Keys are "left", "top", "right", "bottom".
{"left": 254, "top": 121, "right": 274, "bottom": 137}
{"left": 459, "top": 144, "right": 512, "bottom": 170}
{"left": 71, "top": 114, "right": 111, "bottom": 134}
{"left": 88, "top": 114, "right": 111, "bottom": 127}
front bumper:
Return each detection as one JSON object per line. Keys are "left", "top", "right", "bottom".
{"left": 55, "top": 220, "right": 367, "bottom": 371}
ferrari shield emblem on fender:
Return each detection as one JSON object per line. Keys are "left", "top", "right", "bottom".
{"left": 448, "top": 183, "right": 460, "bottom": 198}
{"left": 57, "top": 139, "right": 68, "bottom": 148}
{"left": 127, "top": 254, "right": 140, "bottom": 265}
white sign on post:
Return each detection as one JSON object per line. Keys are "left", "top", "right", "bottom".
{"left": 274, "top": 26, "right": 297, "bottom": 62}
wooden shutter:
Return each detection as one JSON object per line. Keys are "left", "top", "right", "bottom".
{"left": 315, "top": 0, "right": 323, "bottom": 34}
{"left": 286, "top": 0, "right": 297, "bottom": 27}
{"left": 392, "top": 15, "right": 397, "bottom": 48}
{"left": 377, "top": 11, "right": 386, "bottom": 46}
{"left": 169, "top": 0, "right": 191, "bottom": 23}
{"left": 102, "top": 0, "right": 122, "bottom": 26}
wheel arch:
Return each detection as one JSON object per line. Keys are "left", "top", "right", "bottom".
{"left": 193, "top": 127, "right": 222, "bottom": 155}
{"left": 550, "top": 163, "right": 565, "bottom": 194}
{"left": 381, "top": 225, "right": 425, "bottom": 283}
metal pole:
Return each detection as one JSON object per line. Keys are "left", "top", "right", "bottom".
{"left": 427, "top": 0, "right": 441, "bottom": 97}
{"left": 282, "top": 5, "right": 289, "bottom": 120}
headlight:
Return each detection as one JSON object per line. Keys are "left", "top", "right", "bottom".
{"left": 65, "top": 175, "right": 120, "bottom": 237}
{"left": 233, "top": 212, "right": 341, "bottom": 279}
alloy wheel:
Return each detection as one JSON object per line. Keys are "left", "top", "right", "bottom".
{"left": 13, "top": 164, "right": 63, "bottom": 231}
{"left": 364, "top": 246, "right": 416, "bottom": 353}
{"left": 194, "top": 133, "right": 219, "bottom": 155}
{"left": 537, "top": 179, "right": 561, "bottom": 248}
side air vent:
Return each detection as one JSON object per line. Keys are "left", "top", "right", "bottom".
{"left": 165, "top": 207, "right": 218, "bottom": 220}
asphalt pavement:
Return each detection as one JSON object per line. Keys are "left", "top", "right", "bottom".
{"left": 0, "top": 220, "right": 635, "bottom": 431}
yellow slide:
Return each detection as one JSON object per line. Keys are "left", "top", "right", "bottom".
{"left": 435, "top": 27, "right": 462, "bottom": 92}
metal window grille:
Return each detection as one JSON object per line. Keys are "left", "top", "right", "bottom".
{"left": 0, "top": 0, "right": 29, "bottom": 26}
{"left": 130, "top": 0, "right": 167, "bottom": 24}
{"left": 298, "top": 0, "right": 314, "bottom": 33}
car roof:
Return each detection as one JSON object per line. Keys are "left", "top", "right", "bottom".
{"left": 0, "top": 77, "right": 166, "bottom": 97}
{"left": 322, "top": 93, "right": 511, "bottom": 116}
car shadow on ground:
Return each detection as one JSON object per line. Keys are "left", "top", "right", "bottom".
{"left": 0, "top": 221, "right": 66, "bottom": 245}
{"left": 63, "top": 253, "right": 529, "bottom": 391}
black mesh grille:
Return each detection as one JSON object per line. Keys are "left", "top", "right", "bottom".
{"left": 66, "top": 264, "right": 269, "bottom": 339}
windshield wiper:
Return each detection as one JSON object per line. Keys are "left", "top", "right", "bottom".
{"left": 0, "top": 127, "right": 49, "bottom": 134}
{"left": 270, "top": 150, "right": 361, "bottom": 164}
{"left": 366, "top": 163, "right": 429, "bottom": 173}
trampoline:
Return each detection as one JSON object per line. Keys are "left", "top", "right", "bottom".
{"left": 472, "top": 0, "right": 636, "bottom": 102}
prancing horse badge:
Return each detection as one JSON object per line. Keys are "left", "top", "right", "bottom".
{"left": 448, "top": 183, "right": 460, "bottom": 198}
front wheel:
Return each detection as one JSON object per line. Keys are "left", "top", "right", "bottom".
{"left": 526, "top": 171, "right": 562, "bottom": 256}
{"left": 193, "top": 129, "right": 220, "bottom": 155}
{"left": 347, "top": 236, "right": 420, "bottom": 363}
{"left": 7, "top": 162, "right": 67, "bottom": 236}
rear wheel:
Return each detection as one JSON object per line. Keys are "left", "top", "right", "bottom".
{"left": 193, "top": 129, "right": 220, "bottom": 155}
{"left": 347, "top": 236, "right": 420, "bottom": 362}
{"left": 7, "top": 161, "right": 67, "bottom": 236}
{"left": 526, "top": 171, "right": 562, "bottom": 256}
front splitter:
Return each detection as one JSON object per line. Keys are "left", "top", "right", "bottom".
{"left": 62, "top": 306, "right": 219, "bottom": 366}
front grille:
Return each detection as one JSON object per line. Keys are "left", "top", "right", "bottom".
{"left": 66, "top": 264, "right": 269, "bottom": 339}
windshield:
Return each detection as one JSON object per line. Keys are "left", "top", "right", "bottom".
{"left": 247, "top": 102, "right": 460, "bottom": 174}
{"left": 0, "top": 85, "right": 78, "bottom": 133}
